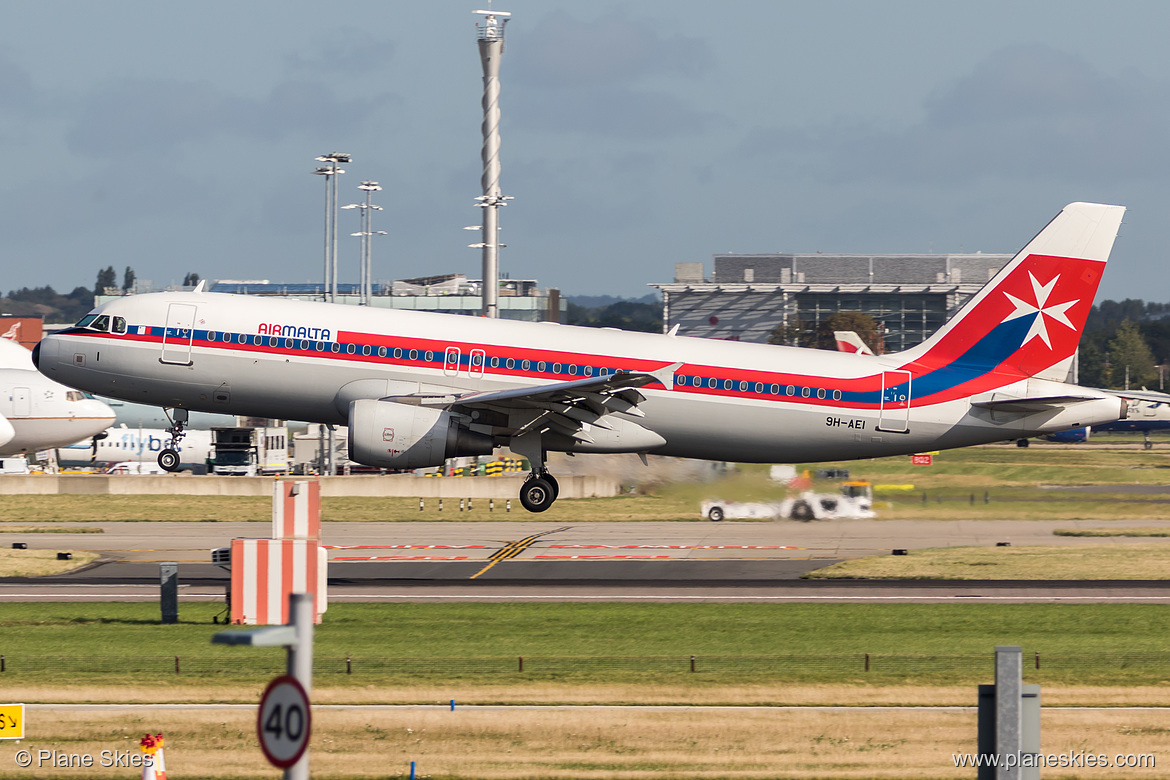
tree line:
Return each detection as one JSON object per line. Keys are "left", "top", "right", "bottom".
{"left": 1, "top": 267, "right": 201, "bottom": 324}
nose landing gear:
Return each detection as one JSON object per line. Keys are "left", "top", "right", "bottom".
{"left": 157, "top": 408, "right": 189, "bottom": 473}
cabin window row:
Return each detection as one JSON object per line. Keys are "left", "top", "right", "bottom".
{"left": 199, "top": 330, "right": 844, "bottom": 398}
{"left": 676, "top": 375, "right": 842, "bottom": 400}
{"left": 200, "top": 331, "right": 632, "bottom": 376}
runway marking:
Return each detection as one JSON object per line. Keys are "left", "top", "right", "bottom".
{"left": 470, "top": 526, "right": 573, "bottom": 579}
{"left": 534, "top": 555, "right": 672, "bottom": 560}
{"left": 324, "top": 545, "right": 488, "bottom": 550}
{"left": 549, "top": 544, "right": 801, "bottom": 550}
{"left": 332, "top": 555, "right": 471, "bottom": 561}
{"left": 321, "top": 594, "right": 1170, "bottom": 603}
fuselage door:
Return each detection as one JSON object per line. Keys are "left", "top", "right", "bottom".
{"left": 877, "top": 370, "right": 911, "bottom": 433}
{"left": 160, "top": 303, "right": 197, "bottom": 366}
{"left": 12, "top": 387, "right": 30, "bottom": 418}
{"left": 469, "top": 348, "right": 486, "bottom": 378}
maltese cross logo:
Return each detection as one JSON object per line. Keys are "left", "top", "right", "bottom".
{"left": 1002, "top": 272, "right": 1078, "bottom": 349}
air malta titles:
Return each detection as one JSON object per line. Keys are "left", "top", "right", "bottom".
{"left": 257, "top": 323, "right": 332, "bottom": 341}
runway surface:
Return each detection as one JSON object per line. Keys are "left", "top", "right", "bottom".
{"left": 4, "top": 518, "right": 1170, "bottom": 602}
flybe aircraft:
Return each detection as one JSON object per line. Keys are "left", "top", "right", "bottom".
{"left": 35, "top": 202, "right": 1127, "bottom": 511}
{"left": 57, "top": 424, "right": 212, "bottom": 470}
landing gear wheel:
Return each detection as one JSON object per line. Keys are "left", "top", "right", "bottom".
{"left": 520, "top": 477, "right": 556, "bottom": 513}
{"left": 790, "top": 500, "right": 815, "bottom": 522}
{"left": 707, "top": 507, "right": 725, "bottom": 522}
{"left": 157, "top": 449, "right": 181, "bottom": 472}
{"left": 544, "top": 474, "right": 560, "bottom": 500}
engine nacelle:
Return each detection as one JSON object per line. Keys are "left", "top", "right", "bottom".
{"left": 348, "top": 399, "right": 492, "bottom": 469}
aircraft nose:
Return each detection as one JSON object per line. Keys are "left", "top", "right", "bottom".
{"left": 89, "top": 399, "right": 117, "bottom": 422}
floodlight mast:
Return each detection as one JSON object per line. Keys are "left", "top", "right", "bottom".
{"left": 474, "top": 7, "right": 511, "bottom": 318}
{"left": 344, "top": 181, "right": 385, "bottom": 306}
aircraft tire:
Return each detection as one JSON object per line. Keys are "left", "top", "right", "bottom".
{"left": 790, "top": 500, "right": 815, "bottom": 522}
{"left": 545, "top": 474, "right": 560, "bottom": 499}
{"left": 157, "top": 449, "right": 181, "bottom": 472}
{"left": 520, "top": 477, "right": 556, "bottom": 513}
{"left": 707, "top": 507, "right": 724, "bottom": 522}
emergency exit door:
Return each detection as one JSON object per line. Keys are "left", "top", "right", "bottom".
{"left": 160, "top": 303, "right": 197, "bottom": 365}
{"left": 877, "top": 371, "right": 911, "bottom": 433}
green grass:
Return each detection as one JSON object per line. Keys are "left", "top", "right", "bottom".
{"left": 3, "top": 602, "right": 1170, "bottom": 687}
{"left": 805, "top": 543, "right": 1170, "bottom": 580}
{"left": 5, "top": 445, "right": 1170, "bottom": 523}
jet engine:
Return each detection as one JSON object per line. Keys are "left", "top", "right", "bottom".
{"left": 348, "top": 399, "right": 492, "bottom": 469}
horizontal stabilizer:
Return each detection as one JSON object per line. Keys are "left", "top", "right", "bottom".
{"left": 971, "top": 394, "right": 1110, "bottom": 415}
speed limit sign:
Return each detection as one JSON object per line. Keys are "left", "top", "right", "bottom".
{"left": 258, "top": 675, "right": 311, "bottom": 768}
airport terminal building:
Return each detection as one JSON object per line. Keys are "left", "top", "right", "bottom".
{"left": 652, "top": 252, "right": 1012, "bottom": 352}
{"left": 97, "top": 273, "right": 566, "bottom": 323}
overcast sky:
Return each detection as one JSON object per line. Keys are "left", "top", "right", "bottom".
{"left": 3, "top": 1, "right": 1169, "bottom": 302}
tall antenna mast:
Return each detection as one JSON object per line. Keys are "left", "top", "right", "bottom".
{"left": 473, "top": 6, "right": 512, "bottom": 318}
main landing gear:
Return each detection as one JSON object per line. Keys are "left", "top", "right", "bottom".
{"left": 520, "top": 470, "right": 560, "bottom": 513}
{"left": 157, "top": 408, "right": 189, "bottom": 473}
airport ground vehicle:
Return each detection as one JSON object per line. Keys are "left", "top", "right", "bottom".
{"left": 702, "top": 481, "right": 875, "bottom": 522}
{"left": 210, "top": 426, "right": 289, "bottom": 476}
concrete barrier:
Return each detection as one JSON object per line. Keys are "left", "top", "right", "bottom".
{"left": 0, "top": 474, "right": 620, "bottom": 499}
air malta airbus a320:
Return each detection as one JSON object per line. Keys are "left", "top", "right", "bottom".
{"left": 35, "top": 202, "right": 1127, "bottom": 512}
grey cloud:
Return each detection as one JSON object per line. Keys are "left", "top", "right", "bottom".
{"left": 510, "top": 10, "right": 712, "bottom": 89}
{"left": 731, "top": 45, "right": 1170, "bottom": 187}
{"left": 0, "top": 54, "right": 34, "bottom": 111}
{"left": 65, "top": 78, "right": 400, "bottom": 157}
{"left": 512, "top": 85, "right": 717, "bottom": 139}
{"left": 285, "top": 32, "right": 396, "bottom": 75}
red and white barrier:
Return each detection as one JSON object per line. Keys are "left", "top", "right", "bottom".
{"left": 230, "top": 538, "right": 327, "bottom": 625}
{"left": 273, "top": 479, "right": 321, "bottom": 540}
{"left": 230, "top": 479, "right": 327, "bottom": 625}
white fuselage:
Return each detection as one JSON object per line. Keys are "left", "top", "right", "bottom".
{"left": 0, "top": 367, "right": 116, "bottom": 456}
{"left": 34, "top": 292, "right": 1123, "bottom": 464}
{"left": 56, "top": 424, "right": 212, "bottom": 468}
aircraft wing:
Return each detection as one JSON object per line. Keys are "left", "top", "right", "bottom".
{"left": 391, "top": 362, "right": 682, "bottom": 443}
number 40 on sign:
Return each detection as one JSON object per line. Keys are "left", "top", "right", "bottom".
{"left": 257, "top": 677, "right": 311, "bottom": 769}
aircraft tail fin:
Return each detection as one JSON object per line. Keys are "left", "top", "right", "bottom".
{"left": 834, "top": 331, "right": 874, "bottom": 356}
{"left": 895, "top": 202, "right": 1124, "bottom": 383}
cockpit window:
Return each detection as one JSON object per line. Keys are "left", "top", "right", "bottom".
{"left": 75, "top": 314, "right": 98, "bottom": 328}
{"left": 112, "top": 316, "right": 127, "bottom": 334}
{"left": 91, "top": 315, "right": 110, "bottom": 332}
{"left": 65, "top": 391, "right": 84, "bottom": 402}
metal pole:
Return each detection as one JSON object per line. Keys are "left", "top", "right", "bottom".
{"left": 362, "top": 187, "right": 372, "bottom": 306}
{"left": 476, "top": 10, "right": 509, "bottom": 318}
{"left": 285, "top": 593, "right": 314, "bottom": 780}
{"left": 994, "top": 645, "right": 1021, "bottom": 779}
{"left": 330, "top": 165, "right": 339, "bottom": 303}
{"left": 321, "top": 173, "right": 330, "bottom": 303}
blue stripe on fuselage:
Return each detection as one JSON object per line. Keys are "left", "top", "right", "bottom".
{"left": 836, "top": 315, "right": 1033, "bottom": 405}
